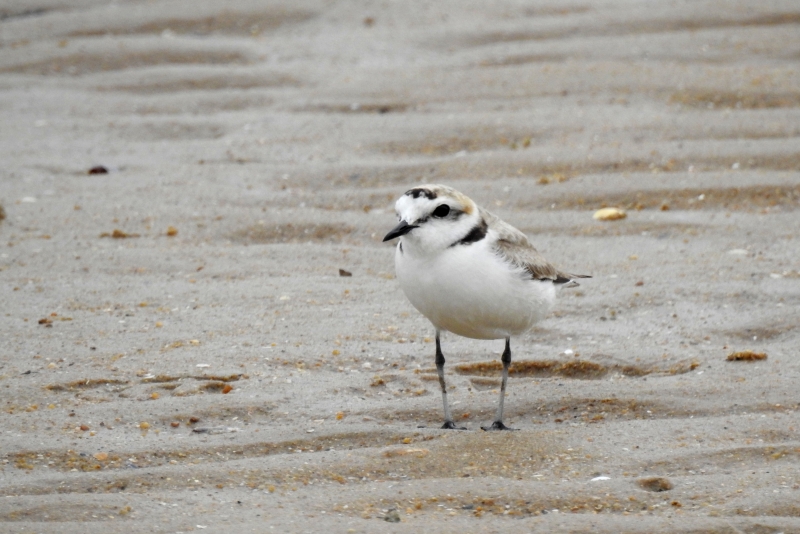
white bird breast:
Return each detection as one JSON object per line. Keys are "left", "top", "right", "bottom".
{"left": 394, "top": 236, "right": 556, "bottom": 340}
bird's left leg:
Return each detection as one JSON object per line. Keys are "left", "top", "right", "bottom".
{"left": 482, "top": 337, "right": 517, "bottom": 431}
{"left": 436, "top": 331, "right": 466, "bottom": 430}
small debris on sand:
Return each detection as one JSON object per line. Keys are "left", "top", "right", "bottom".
{"left": 726, "top": 350, "right": 767, "bottom": 361}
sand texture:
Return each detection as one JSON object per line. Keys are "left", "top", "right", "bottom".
{"left": 1, "top": 0, "right": 800, "bottom": 532}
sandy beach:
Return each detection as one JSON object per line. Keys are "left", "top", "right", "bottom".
{"left": 1, "top": 0, "right": 799, "bottom": 532}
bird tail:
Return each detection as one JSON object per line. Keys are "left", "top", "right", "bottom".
{"left": 556, "top": 274, "right": 591, "bottom": 288}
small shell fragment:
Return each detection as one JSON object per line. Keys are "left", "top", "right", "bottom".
{"left": 727, "top": 351, "right": 767, "bottom": 361}
{"left": 593, "top": 207, "right": 627, "bottom": 221}
{"left": 88, "top": 166, "right": 108, "bottom": 175}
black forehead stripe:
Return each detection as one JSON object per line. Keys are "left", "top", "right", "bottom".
{"left": 405, "top": 187, "right": 437, "bottom": 200}
{"left": 449, "top": 218, "right": 488, "bottom": 247}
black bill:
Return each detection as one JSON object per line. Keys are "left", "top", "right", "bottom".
{"left": 382, "top": 221, "right": 418, "bottom": 241}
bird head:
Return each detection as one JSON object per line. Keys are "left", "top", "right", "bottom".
{"left": 383, "top": 185, "right": 481, "bottom": 253}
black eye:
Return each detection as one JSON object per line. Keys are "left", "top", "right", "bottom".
{"left": 432, "top": 204, "right": 450, "bottom": 218}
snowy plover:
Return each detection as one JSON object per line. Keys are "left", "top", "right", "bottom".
{"left": 383, "top": 185, "right": 589, "bottom": 431}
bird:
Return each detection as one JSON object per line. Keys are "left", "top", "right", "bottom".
{"left": 383, "top": 184, "right": 589, "bottom": 431}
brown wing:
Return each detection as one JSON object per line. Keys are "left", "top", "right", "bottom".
{"left": 481, "top": 207, "right": 590, "bottom": 285}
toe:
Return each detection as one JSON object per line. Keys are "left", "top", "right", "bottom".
{"left": 481, "top": 421, "right": 517, "bottom": 431}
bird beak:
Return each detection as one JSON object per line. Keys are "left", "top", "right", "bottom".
{"left": 382, "top": 220, "right": 418, "bottom": 242}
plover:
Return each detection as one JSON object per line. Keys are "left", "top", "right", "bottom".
{"left": 383, "top": 185, "right": 589, "bottom": 431}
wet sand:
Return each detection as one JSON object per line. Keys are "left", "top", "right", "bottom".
{"left": 1, "top": 1, "right": 799, "bottom": 532}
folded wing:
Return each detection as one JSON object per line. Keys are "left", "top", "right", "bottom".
{"left": 481, "top": 208, "right": 591, "bottom": 286}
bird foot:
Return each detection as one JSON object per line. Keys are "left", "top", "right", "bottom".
{"left": 441, "top": 421, "right": 468, "bottom": 430}
{"left": 481, "top": 421, "right": 517, "bottom": 431}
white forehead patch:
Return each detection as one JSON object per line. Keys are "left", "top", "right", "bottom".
{"left": 394, "top": 194, "right": 434, "bottom": 223}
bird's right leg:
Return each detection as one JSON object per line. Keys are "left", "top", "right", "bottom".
{"left": 436, "top": 331, "right": 466, "bottom": 430}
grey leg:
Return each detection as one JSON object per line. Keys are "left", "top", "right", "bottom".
{"left": 482, "top": 337, "right": 517, "bottom": 431}
{"left": 436, "top": 331, "right": 466, "bottom": 430}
